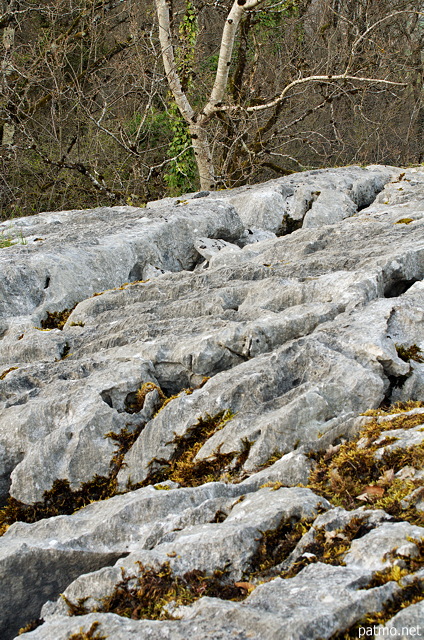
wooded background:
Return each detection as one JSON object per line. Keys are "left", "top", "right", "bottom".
{"left": 1, "top": 0, "right": 423, "bottom": 219}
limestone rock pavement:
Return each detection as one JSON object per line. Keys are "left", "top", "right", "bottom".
{"left": 0, "top": 165, "right": 423, "bottom": 639}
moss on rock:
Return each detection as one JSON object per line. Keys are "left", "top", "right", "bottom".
{"left": 307, "top": 402, "right": 424, "bottom": 526}
{"left": 64, "top": 562, "right": 247, "bottom": 621}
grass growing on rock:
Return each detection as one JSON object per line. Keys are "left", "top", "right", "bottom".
{"left": 64, "top": 562, "right": 248, "bottom": 620}
{"left": 307, "top": 402, "right": 424, "bottom": 526}
{"left": 0, "top": 235, "right": 14, "bottom": 248}
{"left": 0, "top": 231, "right": 27, "bottom": 248}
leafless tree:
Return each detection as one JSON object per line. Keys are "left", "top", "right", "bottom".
{"left": 155, "top": 0, "right": 421, "bottom": 189}
{"left": 0, "top": 0, "right": 422, "bottom": 218}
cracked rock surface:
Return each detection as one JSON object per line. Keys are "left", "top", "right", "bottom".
{"left": 0, "top": 165, "right": 423, "bottom": 639}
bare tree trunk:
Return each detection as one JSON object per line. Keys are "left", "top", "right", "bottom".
{"left": 189, "top": 122, "right": 215, "bottom": 190}
{"left": 155, "top": 0, "right": 262, "bottom": 190}
{"left": 1, "top": 1, "right": 15, "bottom": 146}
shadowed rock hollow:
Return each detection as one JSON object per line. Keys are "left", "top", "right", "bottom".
{"left": 0, "top": 165, "right": 423, "bottom": 639}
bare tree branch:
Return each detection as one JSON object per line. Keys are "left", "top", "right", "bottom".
{"left": 216, "top": 74, "right": 407, "bottom": 114}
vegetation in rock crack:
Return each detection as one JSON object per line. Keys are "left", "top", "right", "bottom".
{"left": 369, "top": 536, "right": 424, "bottom": 580}
{"left": 0, "top": 394, "right": 236, "bottom": 533}
{"left": 395, "top": 218, "right": 415, "bottom": 224}
{"left": 63, "top": 562, "right": 248, "bottom": 620}
{"left": 0, "top": 476, "right": 118, "bottom": 535}
{"left": 281, "top": 213, "right": 303, "bottom": 236}
{"left": 67, "top": 621, "right": 107, "bottom": 640}
{"left": 307, "top": 401, "right": 424, "bottom": 526}
{"left": 395, "top": 343, "right": 424, "bottom": 363}
{"left": 332, "top": 540, "right": 424, "bottom": 639}
{"left": 248, "top": 513, "right": 376, "bottom": 581}
{"left": 248, "top": 517, "right": 317, "bottom": 577}
{"left": 137, "top": 409, "right": 252, "bottom": 488}
{"left": 152, "top": 376, "right": 210, "bottom": 415}
{"left": 122, "top": 378, "right": 209, "bottom": 414}
{"left": 40, "top": 305, "right": 77, "bottom": 330}
{"left": 0, "top": 366, "right": 18, "bottom": 380}
{"left": 18, "top": 618, "right": 44, "bottom": 635}
{"left": 279, "top": 517, "right": 376, "bottom": 580}
{"left": 0, "top": 405, "right": 150, "bottom": 534}
{"left": 124, "top": 381, "right": 166, "bottom": 414}
{"left": 0, "top": 383, "right": 160, "bottom": 534}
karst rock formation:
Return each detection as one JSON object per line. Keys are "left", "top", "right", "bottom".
{"left": 0, "top": 165, "right": 423, "bottom": 639}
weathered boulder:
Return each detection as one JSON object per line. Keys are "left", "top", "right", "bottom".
{"left": 146, "top": 164, "right": 398, "bottom": 234}
{"left": 39, "top": 486, "right": 329, "bottom": 619}
{"left": 21, "top": 564, "right": 399, "bottom": 640}
{"left": 1, "top": 482, "right": 246, "bottom": 638}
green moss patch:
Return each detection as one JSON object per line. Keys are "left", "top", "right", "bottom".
{"left": 41, "top": 305, "right": 77, "bottom": 330}
{"left": 139, "top": 410, "right": 248, "bottom": 488}
{"left": 249, "top": 517, "right": 316, "bottom": 576}
{"left": 307, "top": 402, "right": 424, "bottom": 526}
{"left": 0, "top": 235, "right": 14, "bottom": 248}
{"left": 0, "top": 476, "right": 118, "bottom": 535}
{"left": 395, "top": 343, "right": 424, "bottom": 363}
{"left": 68, "top": 621, "right": 107, "bottom": 640}
{"left": 64, "top": 562, "right": 247, "bottom": 621}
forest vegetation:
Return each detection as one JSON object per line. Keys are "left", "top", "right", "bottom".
{"left": 0, "top": 0, "right": 423, "bottom": 219}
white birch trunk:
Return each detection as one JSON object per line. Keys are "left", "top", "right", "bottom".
{"left": 189, "top": 122, "right": 215, "bottom": 190}
{"left": 155, "top": 0, "right": 262, "bottom": 189}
